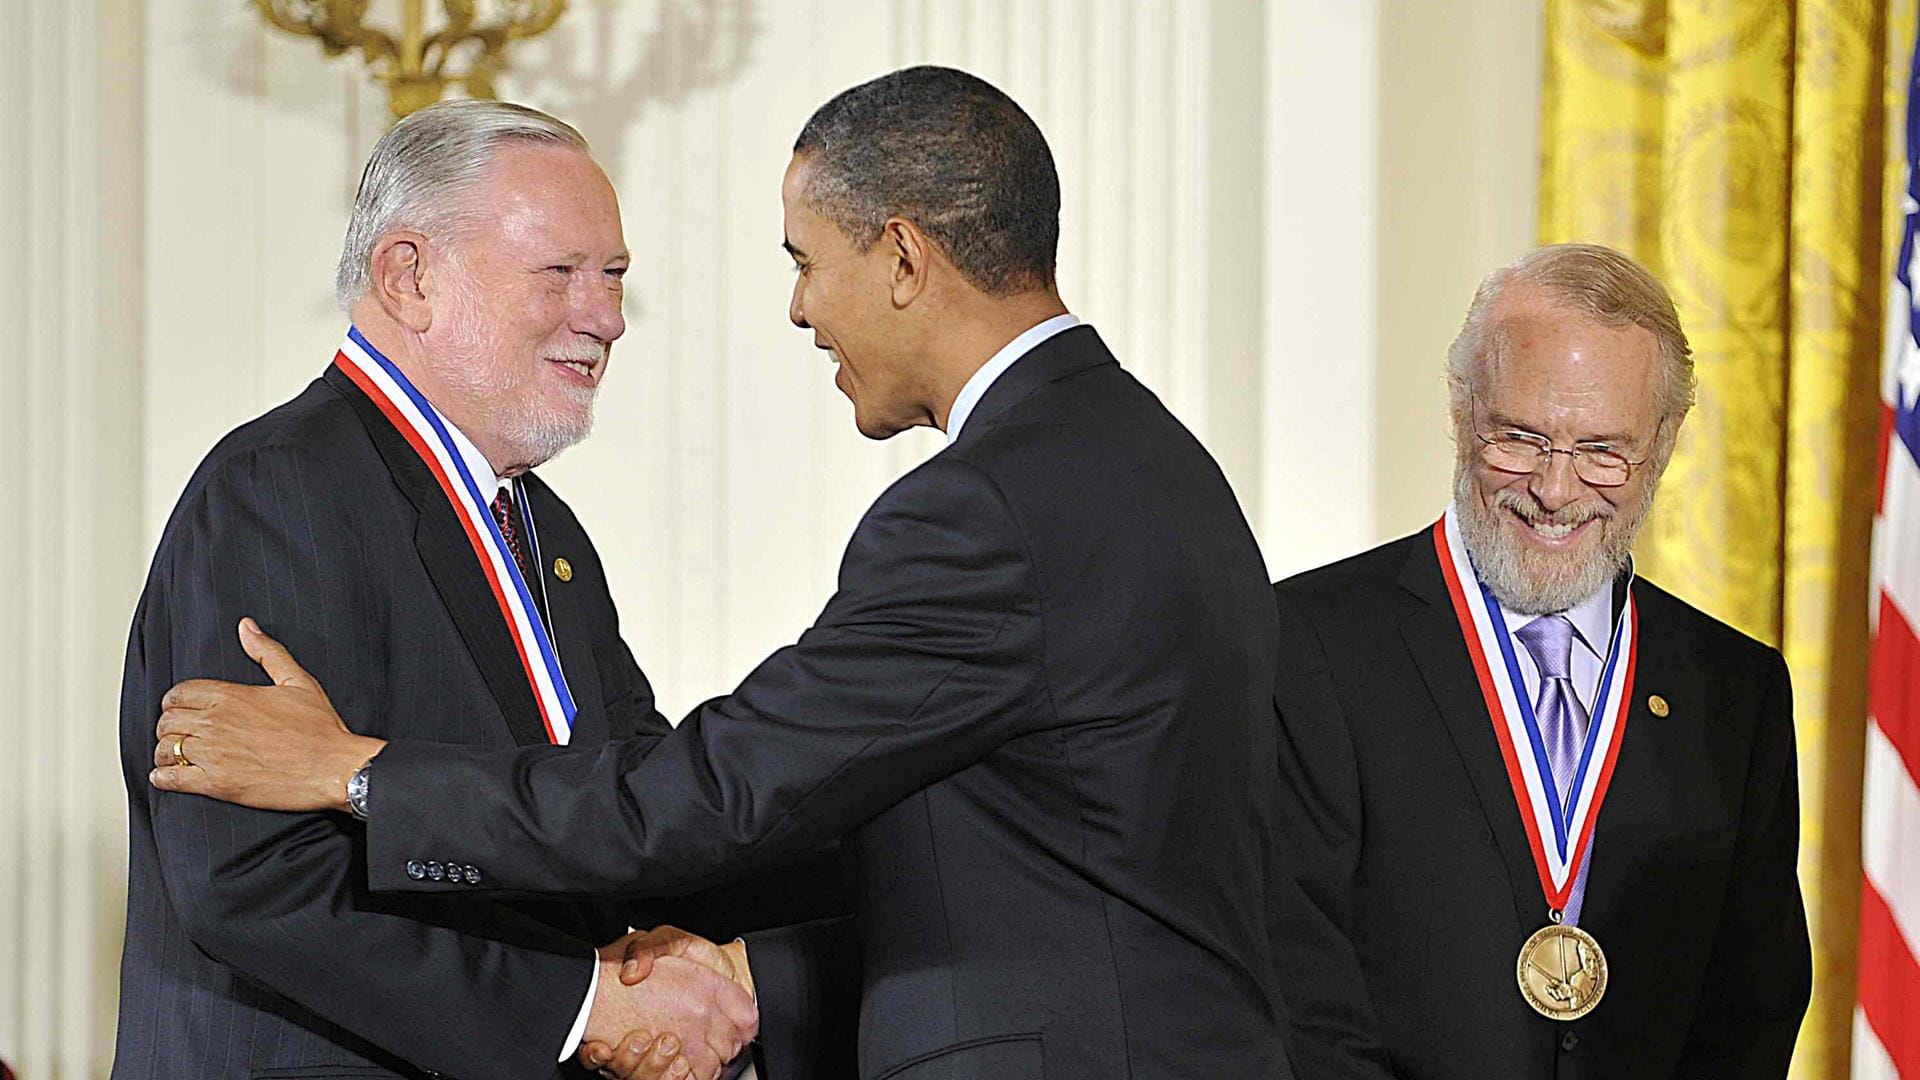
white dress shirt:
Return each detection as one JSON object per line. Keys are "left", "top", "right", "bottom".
{"left": 945, "top": 313, "right": 1083, "bottom": 443}
{"left": 441, "top": 418, "right": 513, "bottom": 505}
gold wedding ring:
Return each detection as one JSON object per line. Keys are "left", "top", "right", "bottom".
{"left": 171, "top": 734, "right": 193, "bottom": 768}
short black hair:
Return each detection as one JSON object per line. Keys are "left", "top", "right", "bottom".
{"left": 793, "top": 65, "right": 1060, "bottom": 296}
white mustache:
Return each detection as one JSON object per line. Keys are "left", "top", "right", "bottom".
{"left": 1491, "top": 487, "right": 1613, "bottom": 527}
{"left": 546, "top": 340, "right": 608, "bottom": 364}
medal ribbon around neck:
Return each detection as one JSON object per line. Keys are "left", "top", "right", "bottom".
{"left": 333, "top": 327, "right": 577, "bottom": 745}
{"left": 1433, "top": 506, "right": 1636, "bottom": 913}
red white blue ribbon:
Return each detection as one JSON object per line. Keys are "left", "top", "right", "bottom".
{"left": 334, "top": 327, "right": 577, "bottom": 745}
{"left": 1433, "top": 506, "right": 1635, "bottom": 912}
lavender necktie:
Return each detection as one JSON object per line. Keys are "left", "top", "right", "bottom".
{"left": 1515, "top": 613, "right": 1594, "bottom": 922}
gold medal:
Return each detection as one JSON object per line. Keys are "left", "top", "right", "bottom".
{"left": 1516, "top": 922, "right": 1607, "bottom": 1020}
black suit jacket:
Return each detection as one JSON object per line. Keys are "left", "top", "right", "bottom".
{"left": 1268, "top": 529, "right": 1812, "bottom": 1080}
{"left": 116, "top": 366, "right": 682, "bottom": 1079}
{"left": 360, "top": 327, "right": 1292, "bottom": 1079}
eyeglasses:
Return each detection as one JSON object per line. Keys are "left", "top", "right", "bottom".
{"left": 1472, "top": 398, "right": 1659, "bottom": 488}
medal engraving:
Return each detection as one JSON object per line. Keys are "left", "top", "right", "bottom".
{"left": 1516, "top": 923, "right": 1607, "bottom": 1020}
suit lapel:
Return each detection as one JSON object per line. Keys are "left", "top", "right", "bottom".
{"left": 1396, "top": 540, "right": 1545, "bottom": 930}
{"left": 1579, "top": 601, "right": 1689, "bottom": 931}
{"left": 325, "top": 366, "right": 551, "bottom": 748}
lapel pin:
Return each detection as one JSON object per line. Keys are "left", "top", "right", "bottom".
{"left": 1647, "top": 694, "right": 1669, "bottom": 717}
{"left": 553, "top": 557, "right": 573, "bottom": 582}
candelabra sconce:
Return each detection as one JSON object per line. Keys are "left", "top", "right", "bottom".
{"left": 252, "top": 0, "right": 570, "bottom": 120}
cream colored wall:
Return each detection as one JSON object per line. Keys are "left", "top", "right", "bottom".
{"left": 1, "top": 2, "right": 1541, "bottom": 1074}
{"left": 1375, "top": 2, "right": 1544, "bottom": 541}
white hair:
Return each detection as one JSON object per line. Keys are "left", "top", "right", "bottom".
{"left": 334, "top": 99, "right": 590, "bottom": 310}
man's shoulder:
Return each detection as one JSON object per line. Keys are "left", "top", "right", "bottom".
{"left": 1273, "top": 531, "right": 1430, "bottom": 613}
{"left": 191, "top": 377, "right": 368, "bottom": 477}
{"left": 1631, "top": 576, "right": 1785, "bottom": 669}
{"left": 161, "top": 377, "right": 381, "bottom": 534}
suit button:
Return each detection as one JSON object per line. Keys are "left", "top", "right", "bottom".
{"left": 1561, "top": 1032, "right": 1579, "bottom": 1053}
{"left": 426, "top": 860, "right": 445, "bottom": 881}
{"left": 406, "top": 860, "right": 426, "bottom": 881}
{"left": 463, "top": 865, "right": 482, "bottom": 885}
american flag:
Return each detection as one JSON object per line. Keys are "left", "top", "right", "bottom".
{"left": 1857, "top": 23, "right": 1920, "bottom": 1078}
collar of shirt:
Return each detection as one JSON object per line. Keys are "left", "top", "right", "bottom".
{"left": 1508, "top": 578, "right": 1615, "bottom": 711}
{"left": 944, "top": 313, "right": 1083, "bottom": 445}
{"left": 440, "top": 413, "right": 511, "bottom": 500}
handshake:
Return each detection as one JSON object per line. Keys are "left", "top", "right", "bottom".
{"left": 577, "top": 925, "right": 759, "bottom": 1080}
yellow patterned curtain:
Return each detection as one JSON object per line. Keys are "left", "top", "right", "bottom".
{"left": 1540, "top": 1, "right": 1900, "bottom": 1075}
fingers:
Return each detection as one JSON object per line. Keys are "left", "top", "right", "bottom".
{"left": 148, "top": 763, "right": 211, "bottom": 796}
{"left": 160, "top": 679, "right": 234, "bottom": 713}
{"left": 718, "top": 939, "right": 753, "bottom": 998}
{"left": 153, "top": 732, "right": 196, "bottom": 768}
{"left": 618, "top": 925, "right": 732, "bottom": 987}
{"left": 616, "top": 924, "right": 694, "bottom": 985}
{"left": 620, "top": 933, "right": 656, "bottom": 986}
{"left": 671, "top": 934, "right": 730, "bottom": 977}
{"left": 238, "top": 617, "right": 318, "bottom": 690}
{"left": 596, "top": 1030, "right": 689, "bottom": 1080}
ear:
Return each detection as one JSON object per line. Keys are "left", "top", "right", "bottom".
{"left": 369, "top": 230, "right": 436, "bottom": 333}
{"left": 881, "top": 218, "right": 933, "bottom": 309}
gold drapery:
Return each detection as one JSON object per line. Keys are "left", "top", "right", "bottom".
{"left": 1540, "top": 1, "right": 1898, "bottom": 1075}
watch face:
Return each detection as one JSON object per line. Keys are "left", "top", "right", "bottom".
{"left": 347, "top": 765, "right": 370, "bottom": 818}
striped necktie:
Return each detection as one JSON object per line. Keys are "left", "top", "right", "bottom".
{"left": 1515, "top": 613, "right": 1589, "bottom": 813}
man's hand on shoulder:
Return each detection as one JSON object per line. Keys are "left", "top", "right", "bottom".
{"left": 577, "top": 929, "right": 757, "bottom": 1080}
{"left": 149, "top": 618, "right": 384, "bottom": 812}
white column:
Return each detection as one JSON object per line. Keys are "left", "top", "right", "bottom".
{"left": 0, "top": 0, "right": 146, "bottom": 1075}
{"left": 1260, "top": 0, "right": 1383, "bottom": 579}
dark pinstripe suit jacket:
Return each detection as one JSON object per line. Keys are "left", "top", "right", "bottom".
{"left": 112, "top": 365, "right": 665, "bottom": 1080}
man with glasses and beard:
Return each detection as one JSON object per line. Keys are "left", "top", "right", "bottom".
{"left": 1267, "top": 244, "right": 1811, "bottom": 1079}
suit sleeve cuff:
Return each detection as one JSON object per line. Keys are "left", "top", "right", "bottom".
{"left": 559, "top": 951, "right": 599, "bottom": 1062}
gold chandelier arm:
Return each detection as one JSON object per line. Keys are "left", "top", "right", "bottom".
{"left": 424, "top": 1, "right": 566, "bottom": 79}
{"left": 251, "top": 0, "right": 397, "bottom": 65}
{"left": 251, "top": 0, "right": 569, "bottom": 119}
{"left": 437, "top": 0, "right": 478, "bottom": 41}
{"left": 505, "top": 0, "right": 568, "bottom": 41}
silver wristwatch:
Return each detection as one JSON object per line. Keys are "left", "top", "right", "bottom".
{"left": 346, "top": 762, "right": 372, "bottom": 820}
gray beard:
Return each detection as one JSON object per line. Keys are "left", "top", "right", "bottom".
{"left": 1451, "top": 465, "right": 1645, "bottom": 615}
{"left": 434, "top": 283, "right": 598, "bottom": 469}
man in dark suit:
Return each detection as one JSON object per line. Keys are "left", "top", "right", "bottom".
{"left": 149, "top": 66, "right": 1290, "bottom": 1080}
{"left": 114, "top": 100, "right": 765, "bottom": 1080}
{"left": 1267, "top": 243, "right": 1811, "bottom": 1078}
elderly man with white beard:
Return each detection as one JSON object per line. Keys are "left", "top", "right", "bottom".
{"left": 1265, "top": 243, "right": 1811, "bottom": 1080}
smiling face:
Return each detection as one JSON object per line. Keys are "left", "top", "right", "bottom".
{"left": 781, "top": 152, "right": 931, "bottom": 440}
{"left": 1453, "top": 285, "right": 1668, "bottom": 614}
{"left": 421, "top": 143, "right": 628, "bottom": 472}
